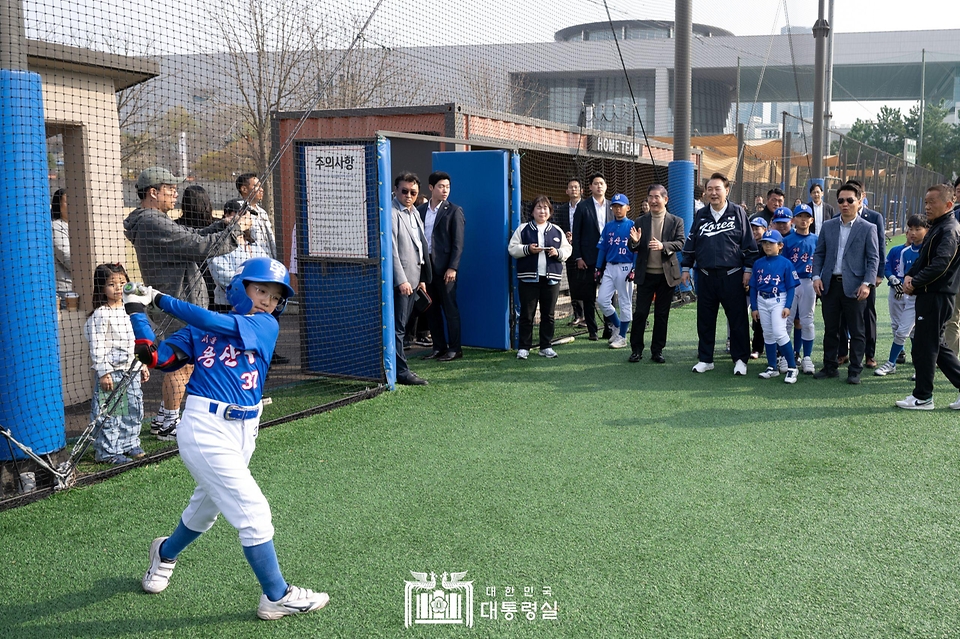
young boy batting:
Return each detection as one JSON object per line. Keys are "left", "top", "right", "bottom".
{"left": 750, "top": 229, "right": 801, "bottom": 383}
{"left": 783, "top": 204, "right": 819, "bottom": 374}
{"left": 124, "top": 257, "right": 329, "bottom": 620}
{"left": 597, "top": 194, "right": 636, "bottom": 349}
{"left": 875, "top": 215, "right": 929, "bottom": 376}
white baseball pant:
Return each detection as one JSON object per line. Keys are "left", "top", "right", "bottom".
{"left": 178, "top": 395, "right": 274, "bottom": 546}
{"left": 758, "top": 294, "right": 790, "bottom": 346}
{"left": 788, "top": 278, "right": 816, "bottom": 341}
{"left": 888, "top": 288, "right": 916, "bottom": 346}
{"left": 597, "top": 263, "right": 634, "bottom": 322}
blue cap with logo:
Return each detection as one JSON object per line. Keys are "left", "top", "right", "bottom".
{"left": 761, "top": 229, "right": 784, "bottom": 243}
{"left": 611, "top": 193, "right": 629, "bottom": 206}
{"left": 793, "top": 203, "right": 813, "bottom": 216}
{"left": 772, "top": 207, "right": 794, "bottom": 222}
{"left": 750, "top": 217, "right": 768, "bottom": 228}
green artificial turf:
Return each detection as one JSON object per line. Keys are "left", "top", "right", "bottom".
{"left": 4, "top": 261, "right": 960, "bottom": 637}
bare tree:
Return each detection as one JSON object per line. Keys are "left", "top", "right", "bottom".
{"left": 465, "top": 63, "right": 540, "bottom": 118}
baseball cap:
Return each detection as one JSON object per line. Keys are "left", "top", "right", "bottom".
{"left": 772, "top": 207, "right": 794, "bottom": 222}
{"left": 136, "top": 167, "right": 184, "bottom": 190}
{"left": 611, "top": 193, "right": 629, "bottom": 206}
{"left": 750, "top": 217, "right": 768, "bottom": 228}
{"left": 761, "top": 229, "right": 783, "bottom": 243}
{"left": 793, "top": 203, "right": 813, "bottom": 216}
{"left": 223, "top": 198, "right": 248, "bottom": 215}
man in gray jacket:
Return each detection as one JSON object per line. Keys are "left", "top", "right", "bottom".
{"left": 124, "top": 167, "right": 248, "bottom": 439}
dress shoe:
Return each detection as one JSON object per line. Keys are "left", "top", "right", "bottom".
{"left": 422, "top": 350, "right": 443, "bottom": 360}
{"left": 651, "top": 353, "right": 666, "bottom": 364}
{"left": 628, "top": 352, "right": 642, "bottom": 363}
{"left": 588, "top": 333, "right": 598, "bottom": 341}
{"left": 865, "top": 358, "right": 878, "bottom": 369}
{"left": 846, "top": 374, "right": 861, "bottom": 385}
{"left": 837, "top": 355, "right": 849, "bottom": 365}
{"left": 813, "top": 369, "right": 839, "bottom": 379}
{"left": 437, "top": 350, "right": 463, "bottom": 362}
{"left": 397, "top": 372, "right": 428, "bottom": 386}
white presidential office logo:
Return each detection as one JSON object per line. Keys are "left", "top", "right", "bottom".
{"left": 404, "top": 571, "right": 474, "bottom": 628}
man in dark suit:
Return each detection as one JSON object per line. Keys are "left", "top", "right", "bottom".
{"left": 811, "top": 182, "right": 880, "bottom": 385}
{"left": 391, "top": 172, "right": 432, "bottom": 386}
{"left": 626, "top": 184, "right": 685, "bottom": 363}
{"left": 836, "top": 179, "right": 886, "bottom": 368}
{"left": 418, "top": 171, "right": 465, "bottom": 362}
{"left": 806, "top": 182, "right": 835, "bottom": 234}
{"left": 570, "top": 173, "right": 613, "bottom": 340}
{"left": 553, "top": 177, "right": 584, "bottom": 326}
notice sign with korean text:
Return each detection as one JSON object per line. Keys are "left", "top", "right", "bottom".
{"left": 304, "top": 145, "right": 368, "bottom": 258}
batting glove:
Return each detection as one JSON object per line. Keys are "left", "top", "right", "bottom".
{"left": 627, "top": 269, "right": 636, "bottom": 282}
{"left": 122, "top": 283, "right": 159, "bottom": 314}
{"left": 594, "top": 268, "right": 604, "bottom": 284}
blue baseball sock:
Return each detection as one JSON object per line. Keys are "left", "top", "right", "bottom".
{"left": 793, "top": 327, "right": 802, "bottom": 349}
{"left": 802, "top": 339, "right": 814, "bottom": 358}
{"left": 619, "top": 321, "right": 630, "bottom": 338}
{"left": 765, "top": 343, "right": 778, "bottom": 369}
{"left": 782, "top": 341, "right": 797, "bottom": 368}
{"left": 605, "top": 314, "right": 621, "bottom": 329}
{"left": 888, "top": 342, "right": 905, "bottom": 365}
{"left": 159, "top": 519, "right": 203, "bottom": 560}
{"left": 243, "top": 540, "right": 288, "bottom": 601}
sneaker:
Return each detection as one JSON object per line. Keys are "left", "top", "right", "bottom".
{"left": 257, "top": 585, "right": 329, "bottom": 620}
{"left": 692, "top": 361, "right": 715, "bottom": 373}
{"left": 733, "top": 360, "right": 747, "bottom": 376}
{"left": 777, "top": 356, "right": 788, "bottom": 373}
{"left": 609, "top": 336, "right": 628, "bottom": 349}
{"left": 874, "top": 361, "right": 897, "bottom": 376}
{"left": 749, "top": 351, "right": 760, "bottom": 360}
{"left": 96, "top": 453, "right": 132, "bottom": 465}
{"left": 911, "top": 373, "right": 916, "bottom": 381}
{"left": 801, "top": 356, "right": 815, "bottom": 374}
{"left": 149, "top": 414, "right": 164, "bottom": 436}
{"left": 142, "top": 537, "right": 176, "bottom": 594}
{"left": 539, "top": 347, "right": 558, "bottom": 358}
{"left": 950, "top": 395, "right": 960, "bottom": 410}
{"left": 156, "top": 420, "right": 178, "bottom": 442}
{"left": 784, "top": 368, "right": 799, "bottom": 384}
{"left": 607, "top": 333, "right": 619, "bottom": 344}
{"left": 895, "top": 394, "right": 934, "bottom": 410}
{"left": 758, "top": 366, "right": 780, "bottom": 379}
{"left": 516, "top": 349, "right": 529, "bottom": 360}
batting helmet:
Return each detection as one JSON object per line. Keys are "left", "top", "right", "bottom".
{"left": 226, "top": 257, "right": 295, "bottom": 316}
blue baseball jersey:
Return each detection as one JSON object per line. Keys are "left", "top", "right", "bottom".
{"left": 749, "top": 255, "right": 800, "bottom": 310}
{"left": 131, "top": 295, "right": 278, "bottom": 406}
{"left": 596, "top": 218, "right": 635, "bottom": 267}
{"left": 782, "top": 231, "right": 818, "bottom": 279}
{"left": 885, "top": 243, "right": 922, "bottom": 282}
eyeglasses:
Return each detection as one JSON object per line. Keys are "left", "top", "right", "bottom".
{"left": 838, "top": 197, "right": 857, "bottom": 204}
{"left": 400, "top": 188, "right": 418, "bottom": 196}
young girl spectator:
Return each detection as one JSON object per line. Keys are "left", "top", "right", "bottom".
{"left": 508, "top": 196, "right": 571, "bottom": 359}
{"left": 83, "top": 263, "right": 150, "bottom": 464}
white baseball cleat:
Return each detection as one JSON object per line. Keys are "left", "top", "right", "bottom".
{"left": 692, "top": 361, "right": 714, "bottom": 373}
{"left": 758, "top": 366, "right": 779, "bottom": 379}
{"left": 609, "top": 336, "right": 628, "bottom": 349}
{"left": 142, "top": 537, "right": 176, "bottom": 594}
{"left": 801, "top": 356, "right": 815, "bottom": 374}
{"left": 733, "top": 360, "right": 748, "bottom": 376}
{"left": 257, "top": 585, "right": 329, "bottom": 620}
{"left": 516, "top": 349, "right": 529, "bottom": 360}
{"left": 538, "top": 347, "right": 558, "bottom": 358}
{"left": 895, "top": 394, "right": 934, "bottom": 410}
{"left": 784, "top": 368, "right": 799, "bottom": 384}
{"left": 874, "top": 361, "right": 896, "bottom": 376}
{"left": 777, "top": 356, "right": 788, "bottom": 373}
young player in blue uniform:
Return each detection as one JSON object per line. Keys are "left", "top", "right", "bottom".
{"left": 124, "top": 257, "right": 329, "bottom": 620}
{"left": 783, "top": 204, "right": 819, "bottom": 374}
{"left": 875, "top": 215, "right": 928, "bottom": 376}
{"left": 596, "top": 194, "right": 637, "bottom": 349}
{"left": 750, "top": 230, "right": 801, "bottom": 383}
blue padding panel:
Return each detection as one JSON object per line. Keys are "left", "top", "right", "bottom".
{"left": 0, "top": 70, "right": 64, "bottom": 459}
{"left": 297, "top": 141, "right": 383, "bottom": 381}
{"left": 432, "top": 150, "right": 512, "bottom": 350}
{"left": 377, "top": 137, "right": 396, "bottom": 389}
